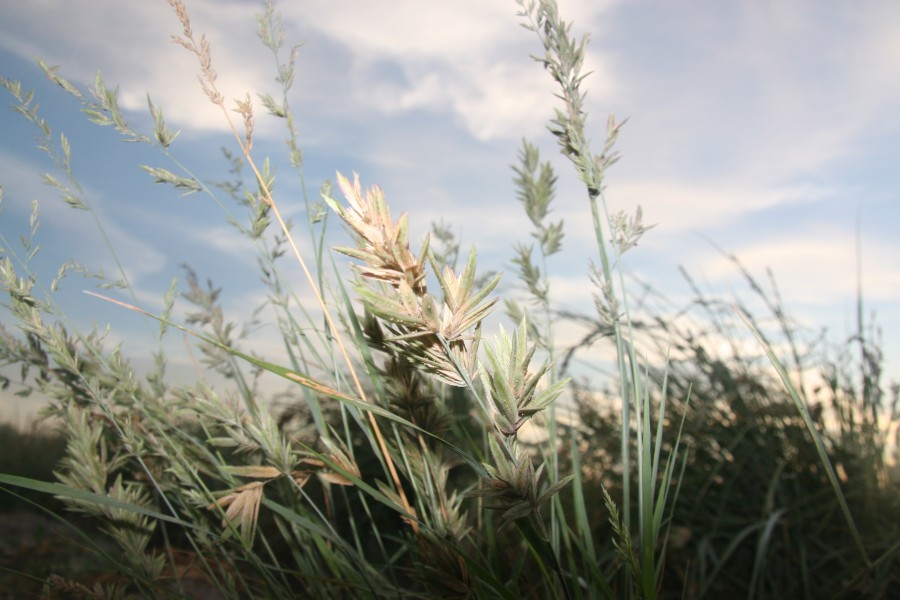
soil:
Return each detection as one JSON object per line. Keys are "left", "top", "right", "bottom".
{"left": 0, "top": 509, "right": 103, "bottom": 598}
{"left": 0, "top": 509, "right": 226, "bottom": 599}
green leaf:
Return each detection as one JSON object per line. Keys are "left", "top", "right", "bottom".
{"left": 538, "top": 474, "right": 574, "bottom": 504}
{"left": 0, "top": 473, "right": 194, "bottom": 529}
{"left": 738, "top": 307, "right": 871, "bottom": 567}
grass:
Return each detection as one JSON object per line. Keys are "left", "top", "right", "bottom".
{"left": 1, "top": 0, "right": 898, "bottom": 598}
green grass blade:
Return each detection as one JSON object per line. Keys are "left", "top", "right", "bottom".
{"left": 0, "top": 472, "right": 195, "bottom": 529}
{"left": 748, "top": 508, "right": 787, "bottom": 600}
{"left": 737, "top": 307, "right": 871, "bottom": 567}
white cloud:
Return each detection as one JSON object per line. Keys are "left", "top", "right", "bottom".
{"left": 602, "top": 1, "right": 900, "bottom": 207}
{"left": 295, "top": 1, "right": 518, "bottom": 62}
{"left": 598, "top": 180, "right": 829, "bottom": 235}
{"left": 699, "top": 229, "right": 900, "bottom": 306}
{"left": 4, "top": 0, "right": 899, "bottom": 165}
{"left": 276, "top": 0, "right": 619, "bottom": 141}
{"left": 0, "top": 0, "right": 274, "bottom": 133}
{"left": 355, "top": 60, "right": 557, "bottom": 141}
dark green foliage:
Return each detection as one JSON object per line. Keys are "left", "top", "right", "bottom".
{"left": 565, "top": 270, "right": 900, "bottom": 598}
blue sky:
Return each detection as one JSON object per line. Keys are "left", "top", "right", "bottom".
{"left": 1, "top": 0, "right": 899, "bottom": 421}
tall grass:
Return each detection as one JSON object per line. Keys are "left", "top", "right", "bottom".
{"left": 1, "top": 0, "right": 897, "bottom": 598}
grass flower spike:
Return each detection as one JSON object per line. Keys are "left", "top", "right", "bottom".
{"left": 327, "top": 172, "right": 428, "bottom": 295}
{"left": 325, "top": 171, "right": 500, "bottom": 386}
{"left": 481, "top": 318, "right": 569, "bottom": 436}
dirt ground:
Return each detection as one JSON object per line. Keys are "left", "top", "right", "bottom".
{"left": 0, "top": 509, "right": 108, "bottom": 598}
{"left": 0, "top": 509, "right": 226, "bottom": 599}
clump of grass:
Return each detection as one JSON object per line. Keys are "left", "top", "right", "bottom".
{"left": 1, "top": 0, "right": 897, "bottom": 598}
{"left": 563, "top": 261, "right": 899, "bottom": 597}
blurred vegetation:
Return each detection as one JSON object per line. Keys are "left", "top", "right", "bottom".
{"left": 562, "top": 266, "right": 900, "bottom": 598}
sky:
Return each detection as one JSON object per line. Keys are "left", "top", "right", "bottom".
{"left": 1, "top": 0, "right": 899, "bottom": 422}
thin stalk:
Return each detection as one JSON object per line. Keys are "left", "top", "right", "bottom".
{"left": 738, "top": 307, "right": 871, "bottom": 567}
{"left": 209, "top": 70, "right": 417, "bottom": 536}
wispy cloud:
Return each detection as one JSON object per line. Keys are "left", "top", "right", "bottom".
{"left": 0, "top": 1, "right": 271, "bottom": 133}
{"left": 0, "top": 148, "right": 166, "bottom": 284}
{"left": 699, "top": 228, "right": 900, "bottom": 305}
